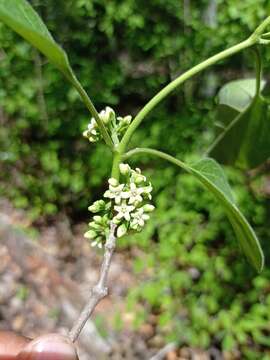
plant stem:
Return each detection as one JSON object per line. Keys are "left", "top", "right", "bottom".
{"left": 123, "top": 147, "right": 187, "bottom": 168}
{"left": 69, "top": 222, "right": 117, "bottom": 343}
{"left": 70, "top": 73, "right": 114, "bottom": 149}
{"left": 119, "top": 37, "right": 258, "bottom": 152}
{"left": 111, "top": 151, "right": 122, "bottom": 180}
{"left": 252, "top": 15, "right": 270, "bottom": 38}
{"left": 253, "top": 47, "right": 262, "bottom": 96}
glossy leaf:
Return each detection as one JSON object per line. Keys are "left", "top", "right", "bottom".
{"left": 209, "top": 78, "right": 270, "bottom": 169}
{"left": 186, "top": 158, "right": 264, "bottom": 272}
{"left": 0, "top": 0, "right": 74, "bottom": 80}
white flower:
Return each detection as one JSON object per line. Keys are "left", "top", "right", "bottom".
{"left": 114, "top": 203, "right": 135, "bottom": 221}
{"left": 130, "top": 208, "right": 150, "bottom": 229}
{"left": 104, "top": 183, "right": 125, "bottom": 204}
{"left": 88, "top": 118, "right": 96, "bottom": 131}
{"left": 126, "top": 182, "right": 144, "bottom": 204}
{"left": 83, "top": 118, "right": 99, "bottom": 142}
{"left": 90, "top": 129, "right": 98, "bottom": 136}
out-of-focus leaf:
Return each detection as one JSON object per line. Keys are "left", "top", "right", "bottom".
{"left": 208, "top": 78, "right": 270, "bottom": 169}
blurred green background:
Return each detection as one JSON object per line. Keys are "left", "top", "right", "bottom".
{"left": 1, "top": 0, "right": 270, "bottom": 358}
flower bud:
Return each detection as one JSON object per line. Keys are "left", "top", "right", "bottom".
{"left": 88, "top": 221, "right": 100, "bottom": 230}
{"left": 117, "top": 223, "right": 127, "bottom": 238}
{"left": 119, "top": 163, "right": 131, "bottom": 175}
{"left": 100, "top": 107, "right": 115, "bottom": 124}
{"left": 118, "top": 115, "right": 132, "bottom": 126}
{"left": 123, "top": 115, "right": 132, "bottom": 124}
{"left": 143, "top": 204, "right": 155, "bottom": 212}
{"left": 93, "top": 215, "right": 103, "bottom": 223}
{"left": 133, "top": 174, "right": 145, "bottom": 185}
{"left": 88, "top": 200, "right": 105, "bottom": 213}
{"left": 83, "top": 130, "right": 89, "bottom": 138}
{"left": 84, "top": 229, "right": 97, "bottom": 239}
{"left": 112, "top": 216, "right": 121, "bottom": 225}
{"left": 108, "top": 177, "right": 118, "bottom": 186}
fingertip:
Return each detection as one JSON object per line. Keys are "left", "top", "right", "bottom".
{"left": 0, "top": 331, "right": 30, "bottom": 356}
{"left": 17, "top": 334, "right": 78, "bottom": 360}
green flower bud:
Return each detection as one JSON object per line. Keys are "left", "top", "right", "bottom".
{"left": 112, "top": 216, "right": 121, "bottom": 225}
{"left": 100, "top": 107, "right": 115, "bottom": 124}
{"left": 88, "top": 200, "right": 105, "bottom": 213}
{"left": 88, "top": 221, "right": 101, "bottom": 230}
{"left": 122, "top": 115, "right": 132, "bottom": 125}
{"left": 93, "top": 215, "right": 103, "bottom": 223}
{"left": 84, "top": 229, "right": 97, "bottom": 239}
{"left": 119, "top": 163, "right": 131, "bottom": 176}
{"left": 108, "top": 178, "right": 118, "bottom": 186}
{"left": 83, "top": 130, "right": 89, "bottom": 138}
{"left": 117, "top": 223, "right": 127, "bottom": 238}
{"left": 143, "top": 204, "right": 155, "bottom": 212}
{"left": 133, "top": 174, "right": 145, "bottom": 185}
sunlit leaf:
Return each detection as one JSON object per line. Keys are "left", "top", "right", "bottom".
{"left": 0, "top": 0, "right": 74, "bottom": 80}
{"left": 209, "top": 78, "right": 270, "bottom": 169}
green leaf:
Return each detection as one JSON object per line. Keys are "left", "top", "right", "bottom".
{"left": 0, "top": 0, "right": 73, "bottom": 80}
{"left": 217, "top": 78, "right": 265, "bottom": 112}
{"left": 128, "top": 149, "right": 264, "bottom": 272}
{"left": 209, "top": 78, "right": 270, "bottom": 169}
{"left": 186, "top": 158, "right": 264, "bottom": 272}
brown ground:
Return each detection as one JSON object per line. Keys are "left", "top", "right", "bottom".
{"left": 0, "top": 199, "right": 224, "bottom": 359}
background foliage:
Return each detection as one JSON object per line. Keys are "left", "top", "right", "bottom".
{"left": 1, "top": 0, "right": 270, "bottom": 357}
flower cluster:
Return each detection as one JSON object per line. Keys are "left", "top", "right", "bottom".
{"left": 84, "top": 163, "right": 154, "bottom": 248}
{"left": 83, "top": 107, "right": 132, "bottom": 143}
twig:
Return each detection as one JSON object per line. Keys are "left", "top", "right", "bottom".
{"left": 149, "top": 343, "right": 176, "bottom": 360}
{"left": 69, "top": 222, "right": 117, "bottom": 343}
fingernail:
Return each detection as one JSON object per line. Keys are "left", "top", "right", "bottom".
{"left": 17, "top": 334, "right": 78, "bottom": 360}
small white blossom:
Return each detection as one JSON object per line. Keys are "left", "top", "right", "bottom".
{"left": 104, "top": 183, "right": 125, "bottom": 204}
{"left": 126, "top": 182, "right": 144, "bottom": 204}
{"left": 114, "top": 203, "right": 135, "bottom": 221}
{"left": 88, "top": 119, "right": 96, "bottom": 131}
{"left": 90, "top": 129, "right": 98, "bottom": 136}
{"left": 130, "top": 208, "right": 150, "bottom": 229}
